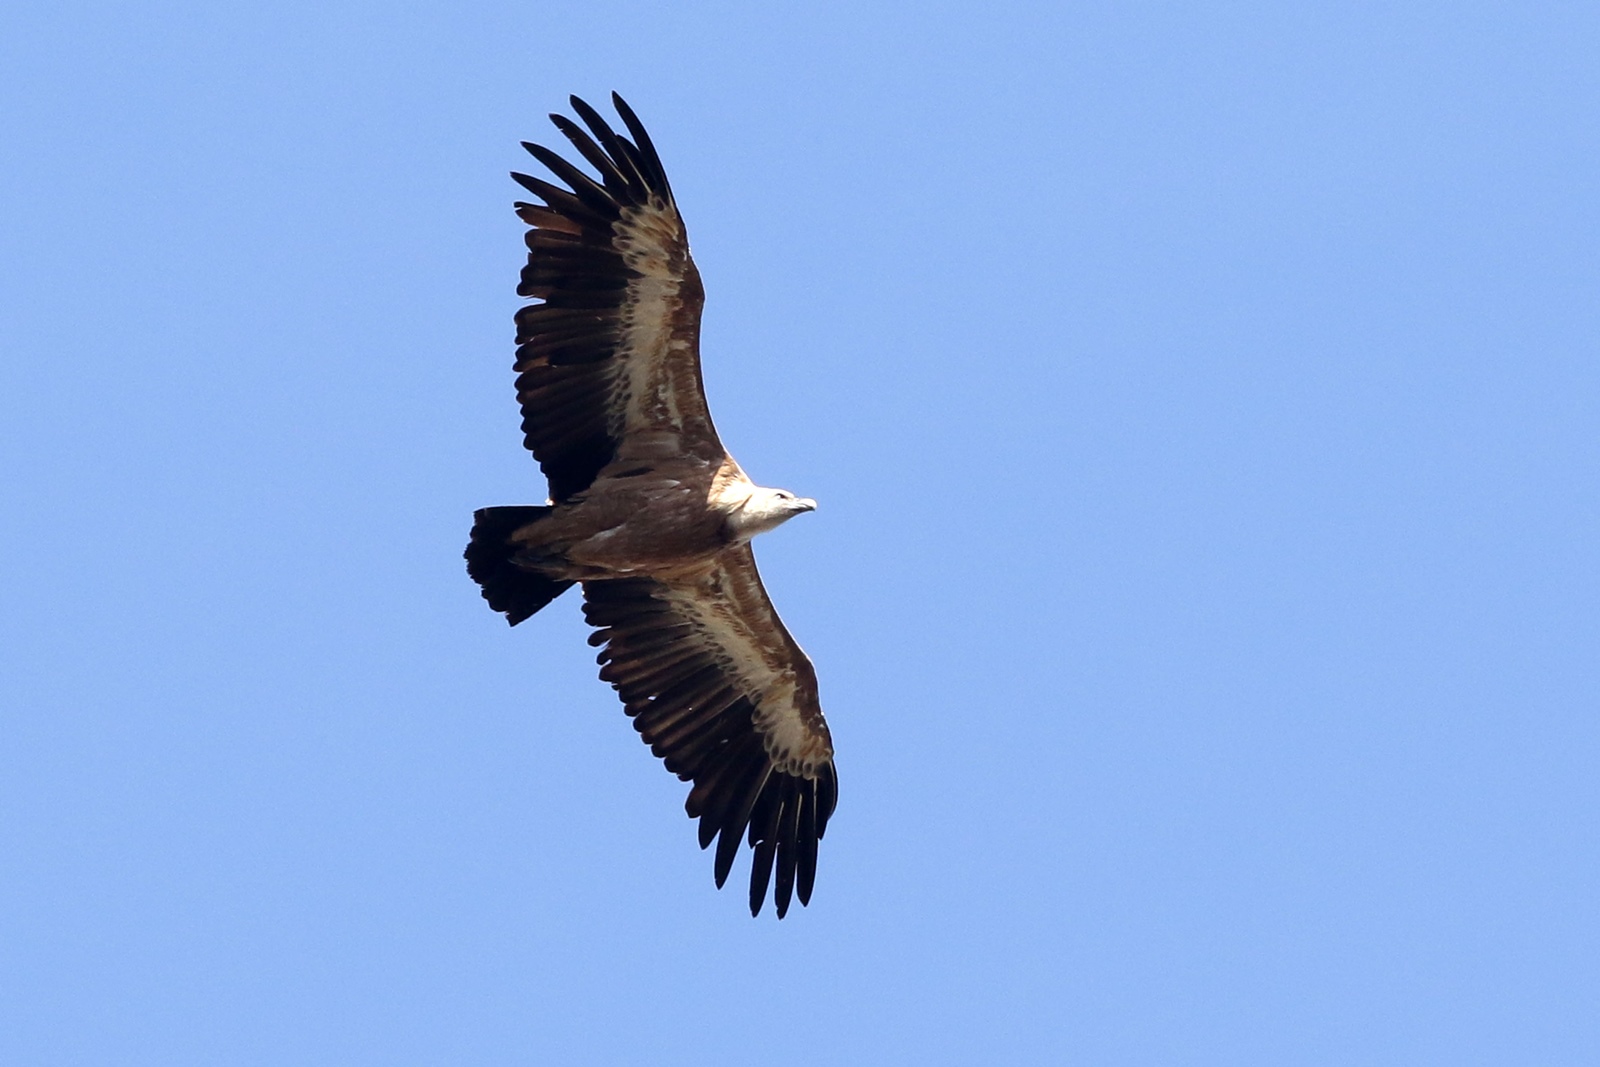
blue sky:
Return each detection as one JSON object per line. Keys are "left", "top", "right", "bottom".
{"left": 3, "top": 2, "right": 1598, "bottom": 1063}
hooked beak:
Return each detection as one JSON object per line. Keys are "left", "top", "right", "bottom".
{"left": 794, "top": 497, "right": 818, "bottom": 513}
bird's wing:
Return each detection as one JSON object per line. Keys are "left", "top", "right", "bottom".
{"left": 581, "top": 544, "right": 838, "bottom": 918}
{"left": 510, "top": 93, "right": 722, "bottom": 502}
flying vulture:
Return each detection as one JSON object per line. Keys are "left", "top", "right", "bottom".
{"left": 465, "top": 94, "right": 837, "bottom": 918}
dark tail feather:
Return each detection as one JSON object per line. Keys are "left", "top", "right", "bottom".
{"left": 465, "top": 506, "right": 575, "bottom": 625}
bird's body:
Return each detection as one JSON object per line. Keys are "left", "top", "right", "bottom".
{"left": 466, "top": 94, "right": 836, "bottom": 918}
{"left": 513, "top": 454, "right": 800, "bottom": 579}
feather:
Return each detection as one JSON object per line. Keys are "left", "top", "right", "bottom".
{"left": 774, "top": 786, "right": 802, "bottom": 919}
{"left": 611, "top": 92, "right": 674, "bottom": 202}
{"left": 747, "top": 840, "right": 777, "bottom": 917}
{"left": 816, "top": 763, "right": 839, "bottom": 836}
{"left": 514, "top": 202, "right": 585, "bottom": 234}
{"left": 548, "top": 113, "right": 635, "bottom": 197}
{"left": 567, "top": 96, "right": 652, "bottom": 198}
{"left": 796, "top": 779, "right": 820, "bottom": 906}
{"left": 714, "top": 760, "right": 773, "bottom": 886}
{"left": 509, "top": 172, "right": 615, "bottom": 232}
{"left": 638, "top": 688, "right": 742, "bottom": 747}
{"left": 522, "top": 142, "right": 619, "bottom": 215}
{"left": 597, "top": 636, "right": 703, "bottom": 682}
{"left": 686, "top": 733, "right": 762, "bottom": 836}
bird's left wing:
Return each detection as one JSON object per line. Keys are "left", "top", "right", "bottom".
{"left": 511, "top": 94, "right": 722, "bottom": 502}
{"left": 581, "top": 545, "right": 838, "bottom": 917}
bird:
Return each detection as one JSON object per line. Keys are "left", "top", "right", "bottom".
{"left": 465, "top": 93, "right": 837, "bottom": 918}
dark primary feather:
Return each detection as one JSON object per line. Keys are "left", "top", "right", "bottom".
{"left": 610, "top": 92, "right": 675, "bottom": 201}
{"left": 560, "top": 100, "right": 650, "bottom": 198}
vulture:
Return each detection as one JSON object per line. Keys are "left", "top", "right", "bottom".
{"left": 465, "top": 94, "right": 837, "bottom": 918}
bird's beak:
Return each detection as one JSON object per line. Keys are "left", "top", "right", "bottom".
{"left": 795, "top": 497, "right": 818, "bottom": 512}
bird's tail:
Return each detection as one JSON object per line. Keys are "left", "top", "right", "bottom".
{"left": 465, "top": 506, "right": 576, "bottom": 625}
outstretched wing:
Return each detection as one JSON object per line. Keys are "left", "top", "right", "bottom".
{"left": 581, "top": 545, "right": 838, "bottom": 918}
{"left": 511, "top": 93, "right": 723, "bottom": 502}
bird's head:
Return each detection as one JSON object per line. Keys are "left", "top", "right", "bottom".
{"left": 727, "top": 486, "right": 817, "bottom": 541}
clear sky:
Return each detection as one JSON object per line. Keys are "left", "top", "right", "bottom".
{"left": 3, "top": 2, "right": 1598, "bottom": 1063}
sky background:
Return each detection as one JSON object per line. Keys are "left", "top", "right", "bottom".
{"left": 3, "top": 2, "right": 1598, "bottom": 1063}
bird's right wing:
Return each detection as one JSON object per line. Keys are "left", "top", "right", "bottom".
{"left": 582, "top": 545, "right": 838, "bottom": 918}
